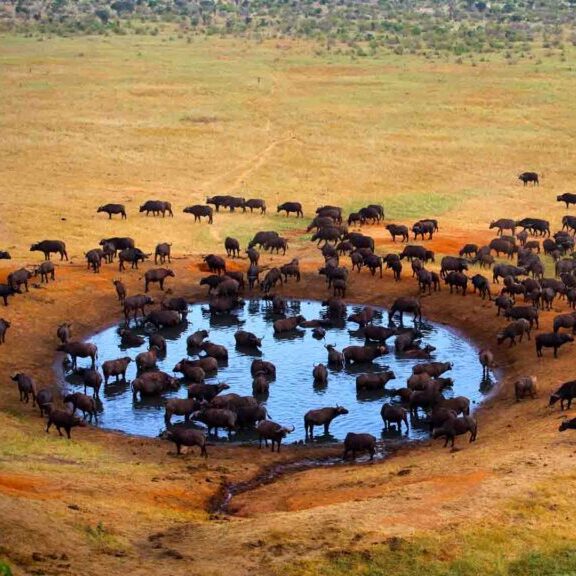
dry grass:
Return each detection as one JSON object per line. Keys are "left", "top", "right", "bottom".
{"left": 2, "top": 32, "right": 576, "bottom": 576}
{"left": 1, "top": 35, "right": 576, "bottom": 257}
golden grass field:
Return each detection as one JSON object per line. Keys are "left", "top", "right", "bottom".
{"left": 1, "top": 32, "right": 576, "bottom": 576}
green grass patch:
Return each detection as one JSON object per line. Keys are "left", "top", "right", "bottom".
{"left": 284, "top": 538, "right": 576, "bottom": 576}
{"left": 84, "top": 522, "right": 129, "bottom": 556}
{"left": 283, "top": 485, "right": 576, "bottom": 576}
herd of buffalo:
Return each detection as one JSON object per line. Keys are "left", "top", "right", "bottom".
{"left": 4, "top": 180, "right": 576, "bottom": 459}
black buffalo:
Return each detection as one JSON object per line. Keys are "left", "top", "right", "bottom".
{"left": 277, "top": 202, "right": 303, "bottom": 218}
{"left": 518, "top": 172, "right": 539, "bottom": 186}
{"left": 139, "top": 200, "right": 173, "bottom": 217}
{"left": 97, "top": 203, "right": 126, "bottom": 219}
{"left": 183, "top": 205, "right": 213, "bottom": 224}
{"left": 30, "top": 240, "right": 68, "bottom": 261}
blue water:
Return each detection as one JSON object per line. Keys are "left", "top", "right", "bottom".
{"left": 57, "top": 300, "right": 491, "bottom": 443}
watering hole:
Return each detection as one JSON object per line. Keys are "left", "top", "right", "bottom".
{"left": 57, "top": 299, "right": 492, "bottom": 443}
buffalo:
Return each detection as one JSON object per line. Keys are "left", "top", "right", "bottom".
{"left": 234, "top": 330, "right": 262, "bottom": 348}
{"left": 30, "top": 240, "right": 68, "bottom": 261}
{"left": 188, "top": 382, "right": 229, "bottom": 401}
{"left": 277, "top": 202, "right": 303, "bottom": 218}
{"left": 164, "top": 398, "right": 201, "bottom": 426}
{"left": 252, "top": 373, "right": 269, "bottom": 396}
{"left": 343, "top": 432, "right": 377, "bottom": 461}
{"left": 113, "top": 279, "right": 127, "bottom": 303}
{"left": 144, "top": 268, "right": 174, "bottom": 292}
{"left": 57, "top": 341, "right": 98, "bottom": 370}
{"left": 251, "top": 359, "right": 276, "bottom": 379}
{"left": 145, "top": 310, "right": 181, "bottom": 329}
{"left": 120, "top": 330, "right": 144, "bottom": 347}
{"left": 459, "top": 244, "right": 479, "bottom": 258}
{"left": 154, "top": 243, "right": 172, "bottom": 265}
{"left": 8, "top": 268, "right": 33, "bottom": 292}
{"left": 224, "top": 237, "right": 240, "bottom": 258}
{"left": 136, "top": 347, "right": 159, "bottom": 373}
{"left": 100, "top": 237, "right": 135, "bottom": 252}
{"left": 97, "top": 203, "right": 126, "bottom": 219}
{"left": 489, "top": 238, "right": 516, "bottom": 259}
{"left": 343, "top": 345, "right": 388, "bottom": 364}
{"left": 34, "top": 261, "right": 56, "bottom": 283}
{"left": 64, "top": 392, "right": 98, "bottom": 423}
{"left": 11, "top": 373, "right": 37, "bottom": 404}
{"left": 80, "top": 369, "right": 103, "bottom": 398}
{"left": 364, "top": 325, "right": 396, "bottom": 342}
{"left": 248, "top": 231, "right": 279, "bottom": 249}
{"left": 504, "top": 306, "right": 539, "bottom": 329}
{"left": 273, "top": 315, "right": 305, "bottom": 334}
{"left": 206, "top": 195, "right": 231, "bottom": 212}
{"left": 46, "top": 408, "right": 86, "bottom": 439}
{"left": 36, "top": 388, "right": 53, "bottom": 417}
{"left": 549, "top": 380, "right": 576, "bottom": 410}
{"left": 183, "top": 204, "right": 213, "bottom": 223}
{"left": 413, "top": 361, "right": 452, "bottom": 377}
{"left": 399, "top": 245, "right": 427, "bottom": 261}
{"left": 557, "top": 193, "right": 576, "bottom": 208}
{"left": 433, "top": 415, "right": 477, "bottom": 447}
{"left": 439, "top": 395, "right": 471, "bottom": 416}
{"left": 118, "top": 248, "right": 148, "bottom": 271}
{"left": 203, "top": 254, "right": 226, "bottom": 275}
{"left": 193, "top": 408, "right": 237, "bottom": 437}
{"left": 312, "top": 364, "right": 328, "bottom": 387}
{"left": 263, "top": 237, "right": 289, "bottom": 255}
{"left": 478, "top": 349, "right": 495, "bottom": 378}
{"left": 102, "top": 357, "right": 131, "bottom": 385}
{"left": 132, "top": 371, "right": 179, "bottom": 399}
{"left": 444, "top": 271, "right": 468, "bottom": 295}
{"left": 518, "top": 172, "right": 539, "bottom": 186}
{"left": 304, "top": 406, "right": 348, "bottom": 440}
{"left": 165, "top": 427, "right": 208, "bottom": 457}
{"left": 161, "top": 297, "right": 188, "bottom": 322}
{"left": 386, "top": 224, "right": 409, "bottom": 242}
{"left": 381, "top": 404, "right": 409, "bottom": 432}
{"left": 256, "top": 420, "right": 295, "bottom": 451}
{"left": 535, "top": 333, "right": 574, "bottom": 358}
{"left": 187, "top": 329, "right": 209, "bottom": 350}
{"left": 497, "top": 319, "right": 531, "bottom": 346}
{"left": 243, "top": 198, "right": 267, "bottom": 214}
{"left": 200, "top": 341, "right": 229, "bottom": 361}
{"left": 553, "top": 313, "right": 576, "bottom": 334}
{"left": 412, "top": 220, "right": 435, "bottom": 240}
{"left": 123, "top": 294, "right": 154, "bottom": 323}
{"left": 0, "top": 318, "right": 10, "bottom": 344}
{"left": 176, "top": 356, "right": 218, "bottom": 376}
{"left": 489, "top": 219, "right": 516, "bottom": 236}
{"left": 356, "top": 371, "right": 395, "bottom": 391}
{"left": 514, "top": 376, "right": 537, "bottom": 402}
{"left": 440, "top": 256, "right": 469, "bottom": 278}
{"left": 139, "top": 200, "right": 173, "bottom": 217}
{"left": 389, "top": 297, "right": 422, "bottom": 324}
{"left": 85, "top": 249, "right": 103, "bottom": 273}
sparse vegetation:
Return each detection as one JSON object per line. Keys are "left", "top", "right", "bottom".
{"left": 0, "top": 0, "right": 575, "bottom": 59}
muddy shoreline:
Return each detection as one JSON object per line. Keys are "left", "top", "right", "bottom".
{"left": 57, "top": 297, "right": 498, "bottom": 442}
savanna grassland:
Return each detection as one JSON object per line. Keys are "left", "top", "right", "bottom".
{"left": 2, "top": 31, "right": 576, "bottom": 576}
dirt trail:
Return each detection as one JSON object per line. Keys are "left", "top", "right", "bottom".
{"left": 199, "top": 71, "right": 297, "bottom": 198}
